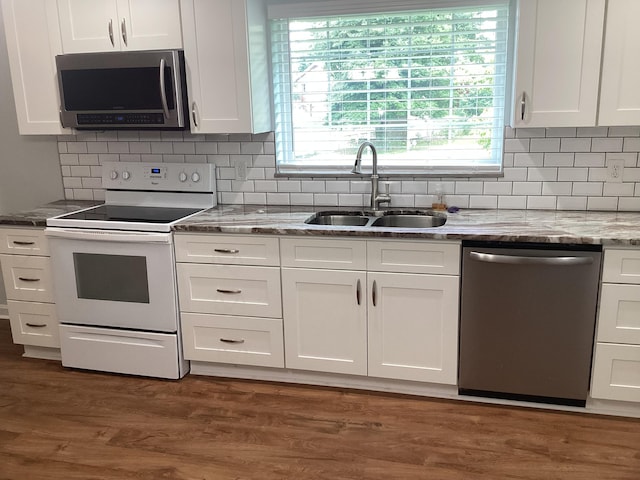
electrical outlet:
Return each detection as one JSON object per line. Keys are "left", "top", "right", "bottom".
{"left": 607, "top": 158, "right": 625, "bottom": 183}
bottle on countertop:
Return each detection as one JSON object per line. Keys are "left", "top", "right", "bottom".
{"left": 431, "top": 182, "right": 447, "bottom": 211}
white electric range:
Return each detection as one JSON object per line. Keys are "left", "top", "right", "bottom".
{"left": 45, "top": 162, "right": 216, "bottom": 379}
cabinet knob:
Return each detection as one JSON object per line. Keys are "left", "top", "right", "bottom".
{"left": 108, "top": 19, "right": 115, "bottom": 47}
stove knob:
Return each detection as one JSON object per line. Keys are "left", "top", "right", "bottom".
{"left": 110, "top": 170, "right": 118, "bottom": 180}
{"left": 179, "top": 172, "right": 188, "bottom": 182}
{"left": 191, "top": 171, "right": 201, "bottom": 183}
{"left": 122, "top": 171, "right": 131, "bottom": 180}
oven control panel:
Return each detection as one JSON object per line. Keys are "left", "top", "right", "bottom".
{"left": 102, "top": 162, "right": 216, "bottom": 193}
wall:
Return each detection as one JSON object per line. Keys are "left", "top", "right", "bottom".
{"left": 59, "top": 126, "right": 640, "bottom": 211}
{"left": 0, "top": 7, "right": 63, "bottom": 216}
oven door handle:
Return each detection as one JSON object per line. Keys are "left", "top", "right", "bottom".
{"left": 44, "top": 227, "right": 172, "bottom": 244}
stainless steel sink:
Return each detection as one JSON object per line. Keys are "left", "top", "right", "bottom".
{"left": 305, "top": 211, "right": 370, "bottom": 226}
{"left": 371, "top": 214, "right": 446, "bottom": 228}
{"left": 304, "top": 209, "right": 446, "bottom": 228}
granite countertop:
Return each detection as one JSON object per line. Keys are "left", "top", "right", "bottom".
{"left": 3, "top": 200, "right": 640, "bottom": 246}
{"left": 0, "top": 200, "right": 99, "bottom": 227}
{"left": 174, "top": 204, "right": 640, "bottom": 246}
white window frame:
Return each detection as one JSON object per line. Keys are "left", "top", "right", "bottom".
{"left": 268, "top": 0, "right": 513, "bottom": 177}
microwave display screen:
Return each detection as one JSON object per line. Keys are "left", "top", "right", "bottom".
{"left": 61, "top": 67, "right": 175, "bottom": 111}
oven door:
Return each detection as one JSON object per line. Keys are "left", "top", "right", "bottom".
{"left": 45, "top": 228, "right": 178, "bottom": 332}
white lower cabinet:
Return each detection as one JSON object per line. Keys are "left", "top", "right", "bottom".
{"left": 591, "top": 248, "right": 640, "bottom": 403}
{"left": 367, "top": 272, "right": 459, "bottom": 384}
{"left": 281, "top": 238, "right": 461, "bottom": 384}
{"left": 281, "top": 267, "right": 367, "bottom": 375}
{"left": 175, "top": 233, "right": 284, "bottom": 367}
{"left": 0, "top": 228, "right": 59, "bottom": 353}
{"left": 181, "top": 313, "right": 283, "bottom": 368}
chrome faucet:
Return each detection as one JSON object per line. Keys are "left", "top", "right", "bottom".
{"left": 351, "top": 141, "right": 391, "bottom": 210}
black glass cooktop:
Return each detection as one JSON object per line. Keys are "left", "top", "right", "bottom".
{"left": 60, "top": 204, "right": 203, "bottom": 223}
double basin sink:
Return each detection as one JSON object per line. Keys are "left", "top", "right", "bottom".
{"left": 305, "top": 209, "right": 447, "bottom": 228}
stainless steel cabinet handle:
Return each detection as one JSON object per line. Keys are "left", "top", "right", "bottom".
{"left": 18, "top": 277, "right": 40, "bottom": 282}
{"left": 372, "top": 280, "right": 377, "bottom": 307}
{"left": 159, "top": 58, "right": 170, "bottom": 119}
{"left": 191, "top": 102, "right": 199, "bottom": 128}
{"left": 520, "top": 92, "right": 526, "bottom": 121}
{"left": 220, "top": 338, "right": 245, "bottom": 344}
{"left": 216, "top": 288, "right": 242, "bottom": 294}
{"left": 356, "top": 279, "right": 361, "bottom": 305}
{"left": 469, "top": 251, "right": 593, "bottom": 266}
{"left": 214, "top": 248, "right": 240, "bottom": 254}
{"left": 108, "top": 19, "right": 114, "bottom": 47}
{"left": 121, "top": 18, "right": 127, "bottom": 46}
{"left": 25, "top": 323, "right": 47, "bottom": 328}
{"left": 12, "top": 241, "right": 35, "bottom": 246}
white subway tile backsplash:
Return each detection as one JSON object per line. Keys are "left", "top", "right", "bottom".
{"left": 558, "top": 167, "right": 588, "bottom": 182}
{"left": 514, "top": 152, "right": 544, "bottom": 167}
{"left": 530, "top": 138, "right": 560, "bottom": 152}
{"left": 591, "top": 137, "right": 623, "bottom": 153}
{"left": 504, "top": 138, "right": 530, "bottom": 152}
{"left": 623, "top": 137, "right": 640, "bottom": 152}
{"left": 542, "top": 182, "right": 572, "bottom": 196}
{"left": 572, "top": 182, "right": 603, "bottom": 196}
{"left": 603, "top": 183, "right": 635, "bottom": 197}
{"left": 513, "top": 181, "right": 542, "bottom": 196}
{"left": 577, "top": 127, "right": 608, "bottom": 138}
{"left": 543, "top": 153, "right": 574, "bottom": 167}
{"left": 587, "top": 197, "right": 618, "bottom": 211}
{"left": 574, "top": 153, "right": 606, "bottom": 167}
{"left": 557, "top": 196, "right": 587, "bottom": 211}
{"left": 560, "top": 138, "right": 591, "bottom": 152}
{"left": 57, "top": 126, "right": 640, "bottom": 212}
{"left": 469, "top": 195, "right": 497, "bottom": 209}
{"left": 527, "top": 196, "right": 556, "bottom": 210}
{"left": 498, "top": 195, "right": 527, "bottom": 209}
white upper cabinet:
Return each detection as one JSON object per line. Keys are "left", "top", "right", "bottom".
{"left": 598, "top": 0, "right": 640, "bottom": 126}
{"left": 1, "top": 0, "right": 69, "bottom": 134}
{"left": 180, "top": 0, "right": 272, "bottom": 134}
{"left": 57, "top": 0, "right": 182, "bottom": 53}
{"left": 511, "top": 0, "right": 605, "bottom": 127}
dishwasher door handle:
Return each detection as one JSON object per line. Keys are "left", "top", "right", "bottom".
{"left": 469, "top": 251, "right": 594, "bottom": 266}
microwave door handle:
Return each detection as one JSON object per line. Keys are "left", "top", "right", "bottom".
{"left": 159, "top": 58, "right": 170, "bottom": 119}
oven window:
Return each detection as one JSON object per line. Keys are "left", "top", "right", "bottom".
{"left": 73, "top": 253, "right": 150, "bottom": 303}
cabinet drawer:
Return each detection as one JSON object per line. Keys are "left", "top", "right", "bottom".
{"left": 175, "top": 234, "right": 280, "bottom": 265}
{"left": 181, "top": 313, "right": 284, "bottom": 368}
{"left": 602, "top": 249, "right": 640, "bottom": 284}
{"left": 598, "top": 283, "right": 640, "bottom": 345}
{"left": 176, "top": 263, "right": 282, "bottom": 318}
{"left": 0, "top": 228, "right": 48, "bottom": 255}
{"left": 8, "top": 300, "right": 59, "bottom": 348}
{"left": 280, "top": 238, "right": 367, "bottom": 270}
{"left": 591, "top": 343, "right": 640, "bottom": 403}
{"left": 0, "top": 255, "right": 53, "bottom": 303}
{"left": 367, "top": 240, "right": 460, "bottom": 275}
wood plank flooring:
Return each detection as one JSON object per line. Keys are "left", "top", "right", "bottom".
{"left": 0, "top": 319, "right": 639, "bottom": 480}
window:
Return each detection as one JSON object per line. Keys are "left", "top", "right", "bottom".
{"left": 270, "top": 0, "right": 510, "bottom": 176}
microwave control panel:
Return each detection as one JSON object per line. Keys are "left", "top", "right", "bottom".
{"left": 102, "top": 162, "right": 216, "bottom": 193}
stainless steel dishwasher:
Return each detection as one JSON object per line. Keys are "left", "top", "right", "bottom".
{"left": 458, "top": 242, "right": 602, "bottom": 407}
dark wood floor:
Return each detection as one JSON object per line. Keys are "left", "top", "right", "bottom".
{"left": 1, "top": 320, "right": 639, "bottom": 480}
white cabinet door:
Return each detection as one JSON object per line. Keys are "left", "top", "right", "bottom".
{"left": 598, "top": 0, "right": 640, "bottom": 125}
{"left": 1, "top": 0, "right": 69, "bottom": 134}
{"left": 512, "top": 0, "right": 605, "bottom": 127}
{"left": 180, "top": 0, "right": 271, "bottom": 133}
{"left": 367, "top": 272, "right": 459, "bottom": 384}
{"left": 58, "top": 0, "right": 122, "bottom": 52}
{"left": 58, "top": 0, "right": 182, "bottom": 53}
{"left": 282, "top": 268, "right": 367, "bottom": 376}
{"left": 116, "top": 0, "right": 182, "bottom": 51}
{"left": 591, "top": 343, "right": 640, "bottom": 403}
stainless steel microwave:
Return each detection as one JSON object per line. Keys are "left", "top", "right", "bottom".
{"left": 56, "top": 50, "right": 189, "bottom": 130}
